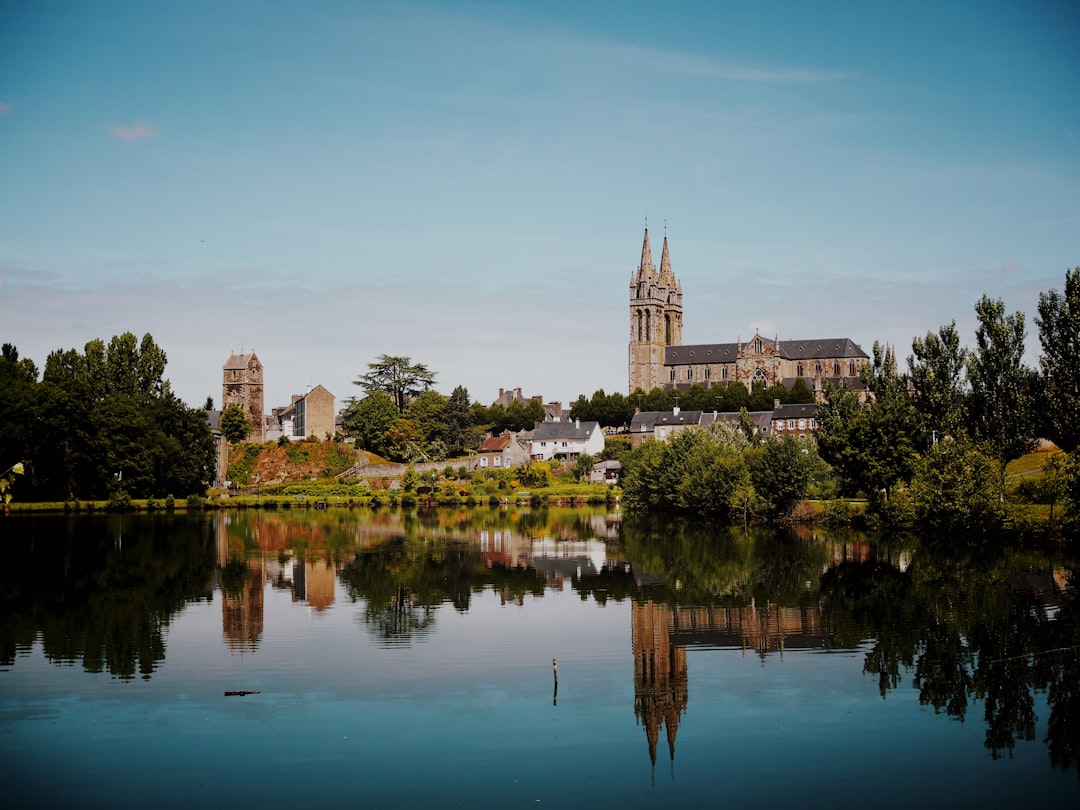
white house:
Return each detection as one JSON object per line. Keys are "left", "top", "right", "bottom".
{"left": 529, "top": 419, "right": 604, "bottom": 461}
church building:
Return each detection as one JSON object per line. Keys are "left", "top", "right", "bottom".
{"left": 628, "top": 227, "right": 869, "bottom": 395}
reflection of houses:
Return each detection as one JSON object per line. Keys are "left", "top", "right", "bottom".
{"left": 630, "top": 599, "right": 824, "bottom": 764}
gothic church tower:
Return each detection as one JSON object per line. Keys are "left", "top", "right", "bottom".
{"left": 629, "top": 226, "right": 682, "bottom": 393}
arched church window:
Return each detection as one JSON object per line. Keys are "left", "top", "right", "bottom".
{"left": 797, "top": 362, "right": 804, "bottom": 377}
{"left": 815, "top": 361, "right": 822, "bottom": 376}
{"left": 705, "top": 367, "right": 711, "bottom": 380}
{"left": 833, "top": 360, "right": 841, "bottom": 376}
{"left": 752, "top": 368, "right": 767, "bottom": 385}
{"left": 849, "top": 360, "right": 856, "bottom": 376}
{"left": 665, "top": 315, "right": 672, "bottom": 345}
{"left": 721, "top": 365, "right": 728, "bottom": 380}
{"left": 636, "top": 311, "right": 643, "bottom": 342}
{"left": 644, "top": 310, "right": 651, "bottom": 341}
{"left": 754, "top": 337, "right": 763, "bottom": 354}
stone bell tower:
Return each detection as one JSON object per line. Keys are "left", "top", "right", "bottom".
{"left": 629, "top": 225, "right": 682, "bottom": 393}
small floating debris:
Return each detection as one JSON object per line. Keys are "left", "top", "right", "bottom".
{"left": 224, "top": 690, "right": 260, "bottom": 697}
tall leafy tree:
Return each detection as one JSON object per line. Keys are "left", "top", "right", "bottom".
{"left": 356, "top": 354, "right": 436, "bottom": 413}
{"left": 1035, "top": 267, "right": 1080, "bottom": 451}
{"left": 908, "top": 321, "right": 967, "bottom": 440}
{"left": 816, "top": 374, "right": 924, "bottom": 500}
{"left": 965, "top": 295, "right": 1038, "bottom": 466}
{"left": 341, "top": 391, "right": 398, "bottom": 458}
{"left": 16, "top": 334, "right": 212, "bottom": 499}
{"left": 406, "top": 390, "right": 450, "bottom": 458}
{"left": 445, "top": 386, "right": 474, "bottom": 455}
{"left": 0, "top": 345, "right": 37, "bottom": 502}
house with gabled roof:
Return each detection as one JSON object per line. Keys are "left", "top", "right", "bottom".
{"left": 530, "top": 419, "right": 604, "bottom": 461}
{"left": 477, "top": 432, "right": 530, "bottom": 470}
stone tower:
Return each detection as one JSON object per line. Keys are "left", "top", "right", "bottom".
{"left": 629, "top": 226, "right": 682, "bottom": 393}
{"left": 222, "top": 352, "right": 265, "bottom": 442}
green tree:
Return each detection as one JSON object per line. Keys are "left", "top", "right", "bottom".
{"left": 909, "top": 321, "right": 967, "bottom": 440}
{"left": 445, "top": 386, "right": 475, "bottom": 455}
{"left": 1035, "top": 267, "right": 1080, "bottom": 451}
{"left": 572, "top": 452, "right": 595, "bottom": 482}
{"left": 402, "top": 463, "right": 419, "bottom": 492}
{"left": 220, "top": 404, "right": 251, "bottom": 444}
{"left": 745, "top": 436, "right": 814, "bottom": 517}
{"left": 568, "top": 394, "right": 593, "bottom": 422}
{"left": 16, "top": 334, "right": 212, "bottom": 500}
{"left": 816, "top": 377, "right": 924, "bottom": 500}
{"left": 788, "top": 377, "right": 815, "bottom": 404}
{"left": 909, "top": 437, "right": 1004, "bottom": 537}
{"left": 385, "top": 418, "right": 425, "bottom": 462}
{"left": 965, "top": 295, "right": 1038, "bottom": 468}
{"left": 406, "top": 390, "right": 450, "bottom": 450}
{"left": 342, "top": 391, "right": 398, "bottom": 458}
{"left": 357, "top": 354, "right": 436, "bottom": 413}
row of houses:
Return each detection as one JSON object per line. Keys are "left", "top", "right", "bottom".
{"left": 628, "top": 401, "right": 818, "bottom": 446}
{"left": 475, "top": 399, "right": 822, "bottom": 485}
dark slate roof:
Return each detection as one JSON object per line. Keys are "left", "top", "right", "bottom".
{"left": 532, "top": 420, "right": 601, "bottom": 441}
{"left": 779, "top": 338, "right": 867, "bottom": 360}
{"left": 665, "top": 338, "right": 867, "bottom": 366}
{"left": 665, "top": 343, "right": 738, "bottom": 365}
{"left": 772, "top": 403, "right": 818, "bottom": 419}
{"left": 701, "top": 410, "right": 774, "bottom": 432}
{"left": 629, "top": 410, "right": 704, "bottom": 432}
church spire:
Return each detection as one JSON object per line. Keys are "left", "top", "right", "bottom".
{"left": 637, "top": 226, "right": 656, "bottom": 281}
{"left": 659, "top": 234, "right": 674, "bottom": 283}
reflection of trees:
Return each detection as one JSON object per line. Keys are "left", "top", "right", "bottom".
{"left": 615, "top": 513, "right": 832, "bottom": 606}
{"left": 339, "top": 537, "right": 547, "bottom": 644}
{"left": 0, "top": 515, "right": 215, "bottom": 680}
{"left": 820, "top": 549, "right": 1078, "bottom": 776}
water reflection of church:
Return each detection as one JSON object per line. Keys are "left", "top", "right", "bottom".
{"left": 632, "top": 600, "right": 824, "bottom": 765}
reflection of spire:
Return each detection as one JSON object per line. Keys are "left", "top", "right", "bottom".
{"left": 632, "top": 601, "right": 688, "bottom": 766}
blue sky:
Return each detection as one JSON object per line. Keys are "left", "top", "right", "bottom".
{"left": 1, "top": 0, "right": 1077, "bottom": 412}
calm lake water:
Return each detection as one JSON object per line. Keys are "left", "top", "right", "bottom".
{"left": 1, "top": 507, "right": 1077, "bottom": 808}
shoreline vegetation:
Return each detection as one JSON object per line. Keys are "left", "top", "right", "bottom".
{"left": 3, "top": 438, "right": 1071, "bottom": 545}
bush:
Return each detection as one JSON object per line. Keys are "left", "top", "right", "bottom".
{"left": 819, "top": 499, "right": 854, "bottom": 527}
{"left": 165, "top": 494, "right": 175, "bottom": 511}
{"left": 107, "top": 490, "right": 134, "bottom": 512}
{"left": 186, "top": 494, "right": 206, "bottom": 511}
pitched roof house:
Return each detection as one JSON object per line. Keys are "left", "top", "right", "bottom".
{"left": 530, "top": 419, "right": 604, "bottom": 461}
{"left": 477, "top": 433, "right": 529, "bottom": 469}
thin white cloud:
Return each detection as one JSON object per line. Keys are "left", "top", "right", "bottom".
{"left": 103, "top": 120, "right": 160, "bottom": 141}
{"left": 625, "top": 45, "right": 855, "bottom": 84}
{"left": 0, "top": 101, "right": 12, "bottom": 115}
{"left": 1000, "top": 262, "right": 1026, "bottom": 275}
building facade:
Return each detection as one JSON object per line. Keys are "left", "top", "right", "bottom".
{"left": 628, "top": 227, "right": 869, "bottom": 395}
{"left": 294, "top": 385, "right": 335, "bottom": 440}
